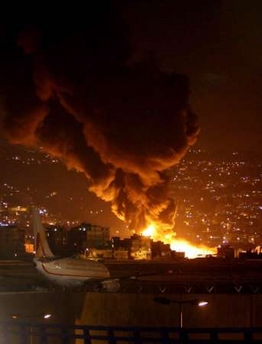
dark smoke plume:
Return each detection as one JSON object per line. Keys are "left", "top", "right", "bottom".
{"left": 3, "top": 4, "right": 199, "bottom": 233}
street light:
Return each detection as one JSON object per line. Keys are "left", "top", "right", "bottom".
{"left": 154, "top": 296, "right": 208, "bottom": 328}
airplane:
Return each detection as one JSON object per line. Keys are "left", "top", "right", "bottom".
{"left": 32, "top": 207, "right": 121, "bottom": 292}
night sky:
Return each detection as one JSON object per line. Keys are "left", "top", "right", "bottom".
{"left": 123, "top": 0, "right": 262, "bottom": 154}
{"left": 0, "top": 1, "right": 261, "bottom": 232}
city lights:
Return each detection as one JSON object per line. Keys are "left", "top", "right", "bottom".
{"left": 0, "top": 149, "right": 261, "bottom": 260}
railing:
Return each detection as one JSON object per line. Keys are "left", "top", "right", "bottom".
{"left": 1, "top": 323, "right": 262, "bottom": 343}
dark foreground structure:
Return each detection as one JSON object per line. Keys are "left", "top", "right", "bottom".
{"left": 2, "top": 291, "right": 262, "bottom": 343}
{"left": 1, "top": 323, "right": 262, "bottom": 343}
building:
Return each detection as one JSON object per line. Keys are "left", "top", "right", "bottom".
{"left": 151, "top": 241, "right": 171, "bottom": 259}
{"left": 130, "top": 234, "right": 152, "bottom": 260}
{"left": 68, "top": 223, "right": 111, "bottom": 253}
{"left": 46, "top": 225, "right": 69, "bottom": 256}
{"left": 0, "top": 225, "right": 26, "bottom": 258}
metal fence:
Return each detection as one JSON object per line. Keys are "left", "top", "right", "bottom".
{"left": 1, "top": 323, "right": 262, "bottom": 344}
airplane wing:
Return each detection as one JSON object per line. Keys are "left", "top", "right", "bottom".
{"left": 96, "top": 268, "right": 175, "bottom": 292}
{"left": 128, "top": 269, "right": 174, "bottom": 280}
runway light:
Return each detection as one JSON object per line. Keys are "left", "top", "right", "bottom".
{"left": 11, "top": 314, "right": 19, "bottom": 319}
{"left": 43, "top": 314, "right": 52, "bottom": 319}
{"left": 10, "top": 313, "right": 52, "bottom": 320}
{"left": 198, "top": 300, "right": 208, "bottom": 307}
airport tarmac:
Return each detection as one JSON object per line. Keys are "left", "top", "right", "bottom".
{"left": 0, "top": 259, "right": 48, "bottom": 292}
{"left": 107, "top": 258, "right": 262, "bottom": 294}
{"left": 0, "top": 258, "right": 262, "bottom": 294}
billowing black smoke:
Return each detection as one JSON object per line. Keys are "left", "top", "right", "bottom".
{"left": 3, "top": 4, "right": 199, "bottom": 233}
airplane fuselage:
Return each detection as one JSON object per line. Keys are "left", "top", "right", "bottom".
{"left": 31, "top": 207, "right": 120, "bottom": 291}
{"left": 34, "top": 257, "right": 110, "bottom": 287}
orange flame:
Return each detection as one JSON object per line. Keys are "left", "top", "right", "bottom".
{"left": 141, "top": 224, "right": 216, "bottom": 259}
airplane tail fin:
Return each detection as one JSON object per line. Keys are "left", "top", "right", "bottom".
{"left": 32, "top": 207, "right": 55, "bottom": 258}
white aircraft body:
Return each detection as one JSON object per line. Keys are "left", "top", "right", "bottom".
{"left": 32, "top": 208, "right": 120, "bottom": 291}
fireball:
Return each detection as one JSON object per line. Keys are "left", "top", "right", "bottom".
{"left": 141, "top": 224, "right": 216, "bottom": 259}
